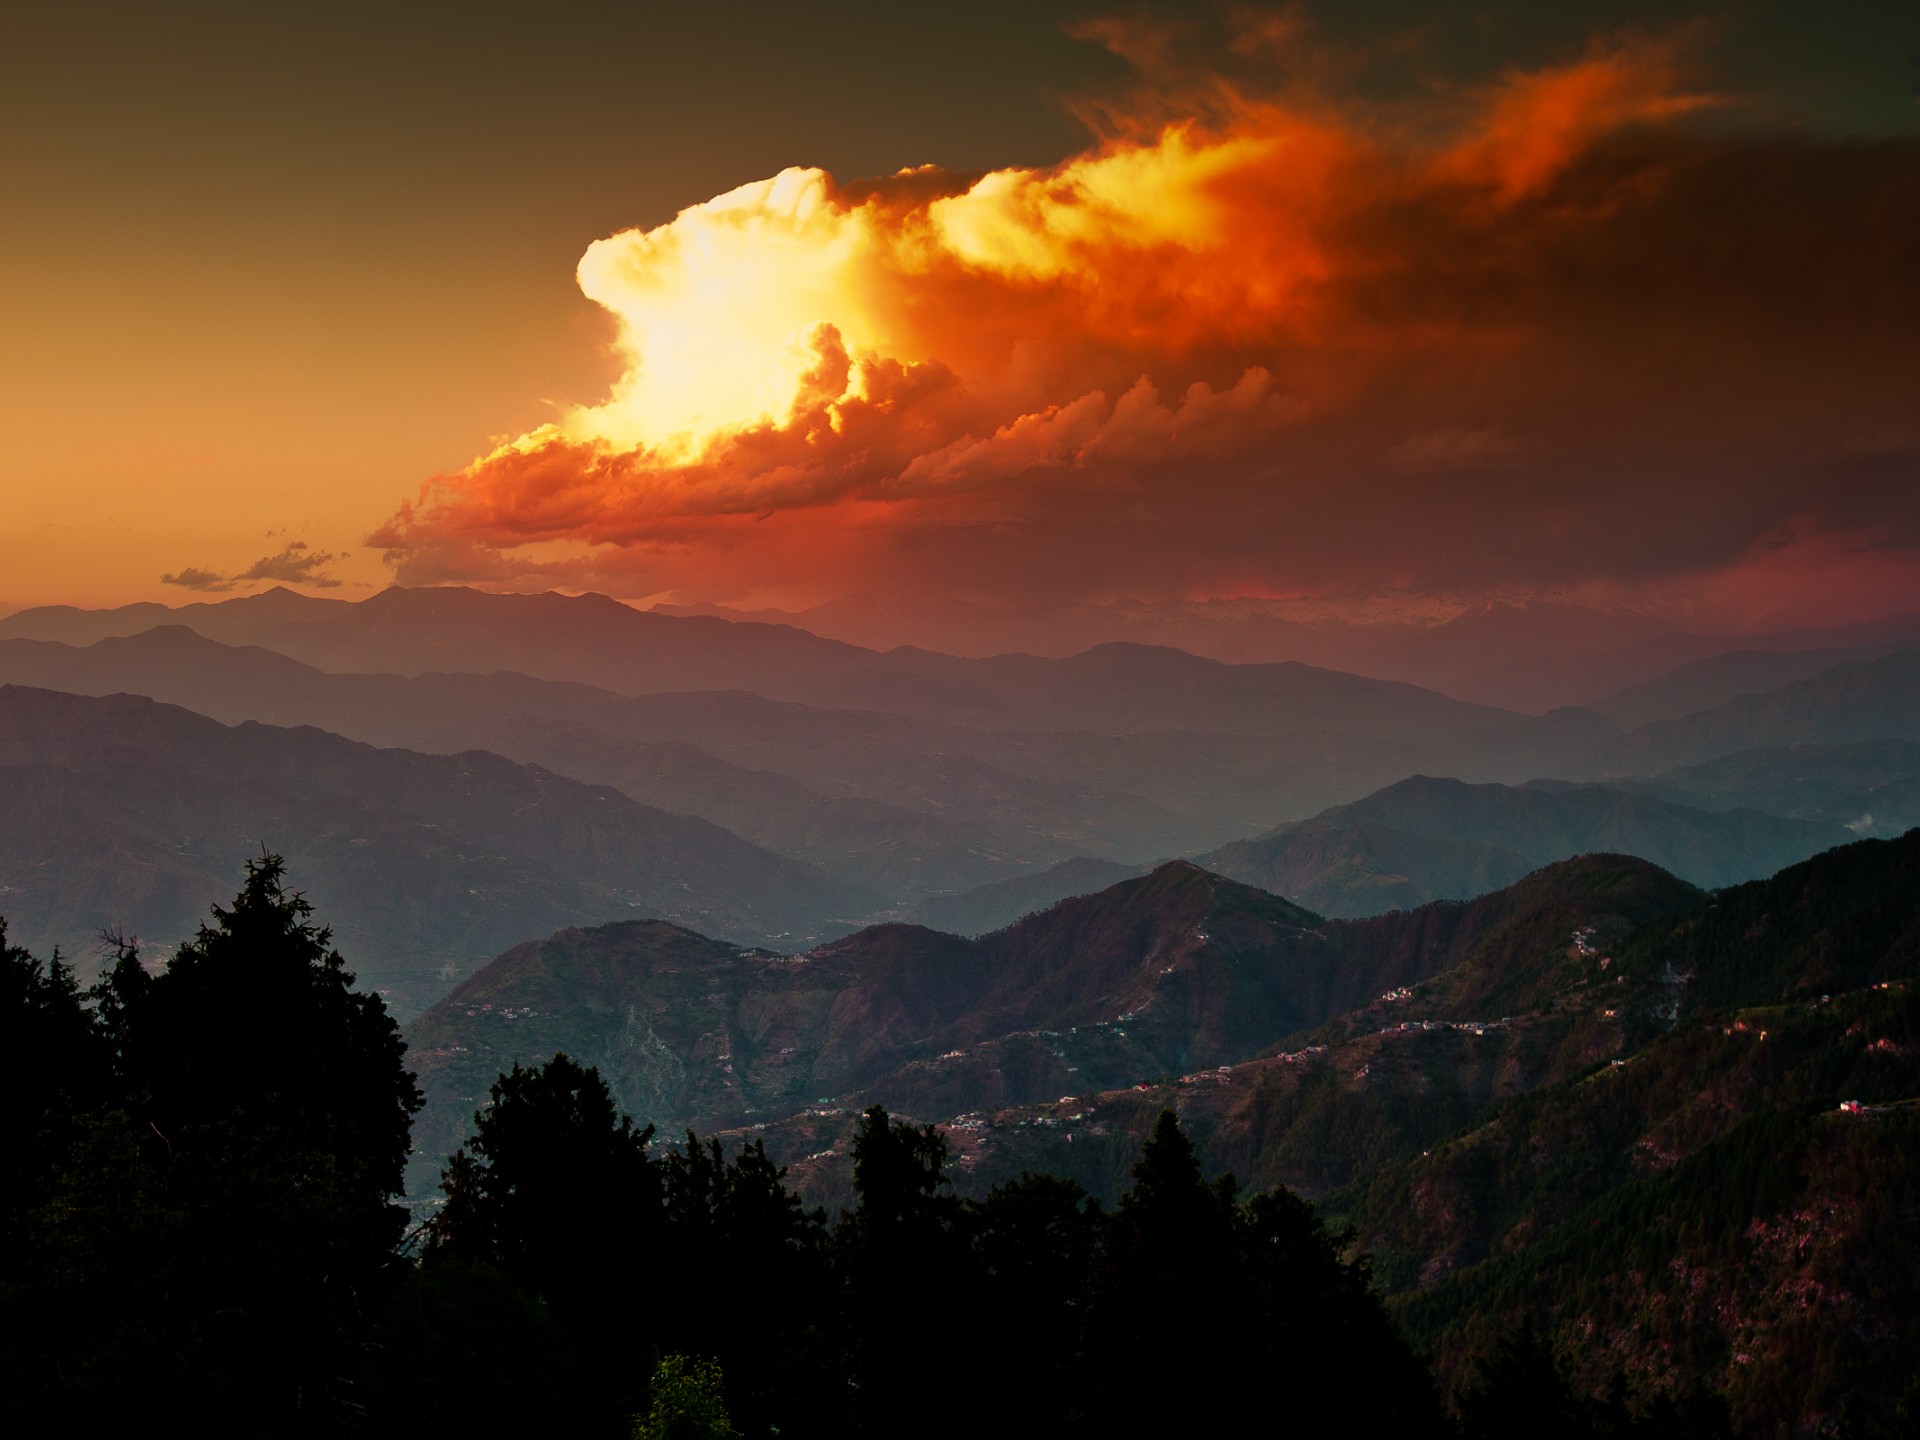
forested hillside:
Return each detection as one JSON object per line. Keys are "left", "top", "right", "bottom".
{"left": 8, "top": 831, "right": 1918, "bottom": 1435}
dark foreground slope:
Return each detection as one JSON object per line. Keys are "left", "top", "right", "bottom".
{"left": 0, "top": 686, "right": 875, "bottom": 1014}
{"left": 398, "top": 832, "right": 1920, "bottom": 1431}
{"left": 1198, "top": 773, "right": 1842, "bottom": 917}
{"left": 1310, "top": 830, "right": 1920, "bottom": 1434}
{"left": 813, "top": 833, "right": 1920, "bottom": 1431}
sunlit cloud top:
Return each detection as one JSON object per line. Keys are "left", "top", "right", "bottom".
{"left": 372, "top": 20, "right": 1920, "bottom": 628}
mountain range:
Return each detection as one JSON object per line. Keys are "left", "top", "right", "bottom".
{"left": 403, "top": 849, "right": 1711, "bottom": 1196}
{"left": 4, "top": 587, "right": 1919, "bottom": 1027}
{"left": 729, "top": 834, "right": 1918, "bottom": 1432}
{"left": 0, "top": 686, "right": 875, "bottom": 1014}
{"left": 1197, "top": 774, "right": 1845, "bottom": 918}
{"left": 5, "top": 581, "right": 1917, "bottom": 1429}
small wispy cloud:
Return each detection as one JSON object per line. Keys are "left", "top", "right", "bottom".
{"left": 159, "top": 566, "right": 235, "bottom": 592}
{"left": 159, "top": 541, "right": 343, "bottom": 593}
{"left": 235, "top": 541, "right": 344, "bottom": 588}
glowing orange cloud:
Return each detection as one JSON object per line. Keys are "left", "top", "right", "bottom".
{"left": 372, "top": 26, "right": 1920, "bottom": 621}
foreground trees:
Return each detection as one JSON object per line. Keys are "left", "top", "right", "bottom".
{"left": 4, "top": 863, "right": 1725, "bottom": 1437}
{"left": 1, "top": 856, "right": 421, "bottom": 1433}
{"left": 411, "top": 1071, "right": 1445, "bottom": 1439}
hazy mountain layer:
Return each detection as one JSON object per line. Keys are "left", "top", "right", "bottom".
{"left": 1586, "top": 649, "right": 1920, "bottom": 776}
{"left": 1629, "top": 739, "right": 1920, "bottom": 837}
{"left": 1587, "top": 644, "right": 1904, "bottom": 730}
{"left": 0, "top": 584, "right": 1524, "bottom": 739}
{"left": 901, "top": 857, "right": 1149, "bottom": 936}
{"left": 0, "top": 686, "right": 876, "bottom": 1015}
{"left": 1196, "top": 774, "right": 1843, "bottom": 917}
{"left": 0, "top": 623, "right": 1610, "bottom": 871}
{"left": 0, "top": 628, "right": 1154, "bottom": 892}
{"left": 1413, "top": 609, "right": 1920, "bottom": 714}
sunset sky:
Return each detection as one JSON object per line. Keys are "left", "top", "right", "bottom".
{"left": 4, "top": 1, "right": 1917, "bottom": 633}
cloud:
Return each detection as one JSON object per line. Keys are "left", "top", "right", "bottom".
{"left": 159, "top": 541, "right": 343, "bottom": 594}
{"left": 234, "top": 541, "right": 343, "bottom": 588}
{"left": 370, "top": 17, "right": 1920, "bottom": 623}
{"left": 159, "top": 566, "right": 235, "bottom": 592}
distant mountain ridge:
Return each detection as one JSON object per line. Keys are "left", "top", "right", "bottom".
{"left": 1197, "top": 774, "right": 1844, "bottom": 917}
{"left": 901, "top": 857, "right": 1150, "bottom": 935}
{"left": 0, "top": 686, "right": 876, "bottom": 1015}
{"left": 1629, "top": 739, "right": 1920, "bottom": 837}
{"left": 0, "top": 621, "right": 1618, "bottom": 872}
{"left": 0, "top": 584, "right": 1523, "bottom": 740}
{"left": 1585, "top": 649, "right": 1920, "bottom": 775}
{"left": 0, "top": 627, "right": 1153, "bottom": 893}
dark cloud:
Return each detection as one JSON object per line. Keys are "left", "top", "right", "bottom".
{"left": 159, "top": 566, "right": 235, "bottom": 592}
{"left": 159, "top": 542, "right": 342, "bottom": 594}
{"left": 234, "top": 541, "right": 343, "bottom": 588}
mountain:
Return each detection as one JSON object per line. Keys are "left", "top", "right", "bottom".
{"left": 0, "top": 627, "right": 1146, "bottom": 894}
{"left": 1371, "top": 992, "right": 1919, "bottom": 1435}
{"left": 1353, "top": 601, "right": 1679, "bottom": 694}
{"left": 661, "top": 591, "right": 1425, "bottom": 667}
{"left": 1318, "top": 830, "right": 1920, "bottom": 1434}
{"left": 901, "top": 857, "right": 1149, "bottom": 935}
{"left": 1200, "top": 816, "right": 1534, "bottom": 919}
{"left": 1, "top": 585, "right": 901, "bottom": 711}
{"left": 1589, "top": 644, "right": 1904, "bottom": 730}
{"left": 0, "top": 586, "right": 1529, "bottom": 741}
{"left": 1585, "top": 649, "right": 1920, "bottom": 776}
{"left": 0, "top": 622, "right": 1598, "bottom": 873}
{"left": 405, "top": 863, "right": 1322, "bottom": 1182}
{"left": 759, "top": 835, "right": 1920, "bottom": 1429}
{"left": 395, "top": 817, "right": 1920, "bottom": 1427}
{"left": 1196, "top": 774, "right": 1844, "bottom": 917}
{"left": 0, "top": 585, "right": 352, "bottom": 646}
{"left": 1629, "top": 739, "right": 1920, "bottom": 837}
{"left": 0, "top": 686, "right": 877, "bottom": 1015}
{"left": 1421, "top": 612, "right": 1920, "bottom": 715}
{"left": 403, "top": 853, "right": 1700, "bottom": 1193}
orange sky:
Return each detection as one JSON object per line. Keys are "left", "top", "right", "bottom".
{"left": 3, "top": 3, "right": 1917, "bottom": 630}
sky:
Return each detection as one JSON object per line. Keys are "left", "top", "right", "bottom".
{"left": 3, "top": 1, "right": 1917, "bottom": 633}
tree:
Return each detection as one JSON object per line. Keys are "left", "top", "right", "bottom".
{"left": 431, "top": 1052, "right": 657, "bottom": 1299}
{"left": 3, "top": 855, "right": 423, "bottom": 1430}
{"left": 1083, "top": 1110, "right": 1444, "bottom": 1435}
{"left": 429, "top": 1052, "right": 661, "bottom": 1426}
{"left": 0, "top": 920, "right": 104, "bottom": 1248}
{"left": 1080, "top": 1110, "right": 1242, "bottom": 1435}
{"left": 634, "top": 1356, "right": 742, "bottom": 1440}
{"left": 658, "top": 1134, "right": 832, "bottom": 1436}
{"left": 969, "top": 1173, "right": 1104, "bottom": 1435}
{"left": 836, "top": 1106, "right": 972, "bottom": 1438}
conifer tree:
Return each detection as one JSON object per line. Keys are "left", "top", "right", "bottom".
{"left": 429, "top": 1052, "right": 661, "bottom": 1426}
{"left": 838, "top": 1106, "right": 971, "bottom": 1438}
{"left": 4, "top": 855, "right": 422, "bottom": 1430}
